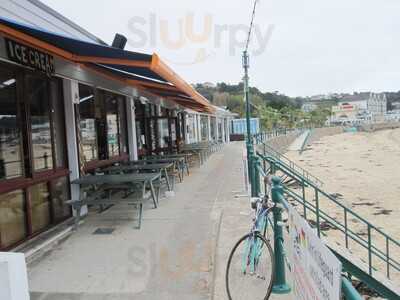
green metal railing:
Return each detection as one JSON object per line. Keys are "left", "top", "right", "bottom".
{"left": 251, "top": 160, "right": 364, "bottom": 299}
{"left": 299, "top": 128, "right": 312, "bottom": 153}
{"left": 247, "top": 142, "right": 400, "bottom": 299}
{"left": 261, "top": 155, "right": 400, "bottom": 276}
{"left": 253, "top": 133, "right": 323, "bottom": 186}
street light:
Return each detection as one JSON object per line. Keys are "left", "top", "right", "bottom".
{"left": 242, "top": 0, "right": 259, "bottom": 196}
{"left": 242, "top": 50, "right": 254, "bottom": 188}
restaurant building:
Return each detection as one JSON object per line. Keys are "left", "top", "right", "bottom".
{"left": 0, "top": 0, "right": 234, "bottom": 250}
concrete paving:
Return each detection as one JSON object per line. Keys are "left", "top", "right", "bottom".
{"left": 28, "top": 144, "right": 233, "bottom": 300}
{"left": 211, "top": 143, "right": 293, "bottom": 300}
{"left": 28, "top": 142, "right": 293, "bottom": 300}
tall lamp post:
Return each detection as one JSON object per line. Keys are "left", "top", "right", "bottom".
{"left": 242, "top": 50, "right": 254, "bottom": 191}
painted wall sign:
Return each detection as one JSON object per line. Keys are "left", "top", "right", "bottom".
{"left": 5, "top": 38, "right": 55, "bottom": 75}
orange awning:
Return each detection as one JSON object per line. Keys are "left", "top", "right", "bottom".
{"left": 0, "top": 17, "right": 214, "bottom": 112}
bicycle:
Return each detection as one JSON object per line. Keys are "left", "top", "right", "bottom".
{"left": 225, "top": 193, "right": 275, "bottom": 300}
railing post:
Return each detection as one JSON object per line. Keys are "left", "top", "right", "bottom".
{"left": 271, "top": 176, "right": 291, "bottom": 294}
{"left": 253, "top": 156, "right": 261, "bottom": 197}
{"left": 315, "top": 188, "right": 320, "bottom": 238}
{"left": 302, "top": 178, "right": 307, "bottom": 219}
{"left": 247, "top": 139, "right": 254, "bottom": 194}
{"left": 248, "top": 152, "right": 255, "bottom": 197}
{"left": 344, "top": 208, "right": 349, "bottom": 249}
{"left": 368, "top": 225, "right": 372, "bottom": 275}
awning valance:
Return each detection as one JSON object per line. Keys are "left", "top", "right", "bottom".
{"left": 0, "top": 17, "right": 213, "bottom": 112}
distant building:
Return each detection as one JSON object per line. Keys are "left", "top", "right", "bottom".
{"left": 385, "top": 110, "right": 400, "bottom": 122}
{"left": 391, "top": 101, "right": 400, "bottom": 110}
{"left": 367, "top": 93, "right": 387, "bottom": 116}
{"left": 331, "top": 103, "right": 362, "bottom": 123}
{"left": 330, "top": 93, "right": 388, "bottom": 124}
{"left": 202, "top": 82, "right": 216, "bottom": 88}
{"left": 301, "top": 96, "right": 337, "bottom": 113}
{"left": 301, "top": 102, "right": 318, "bottom": 112}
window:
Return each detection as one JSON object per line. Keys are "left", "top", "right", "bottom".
{"left": 200, "top": 116, "right": 209, "bottom": 141}
{"left": 0, "top": 63, "right": 71, "bottom": 250}
{"left": 50, "top": 177, "right": 71, "bottom": 223}
{"left": 210, "top": 117, "right": 216, "bottom": 141}
{"left": 158, "top": 118, "right": 169, "bottom": 148}
{"left": 171, "top": 119, "right": 177, "bottom": 143}
{"left": 0, "top": 190, "right": 26, "bottom": 248}
{"left": 218, "top": 119, "right": 223, "bottom": 141}
{"left": 177, "top": 112, "right": 185, "bottom": 142}
{"left": 50, "top": 78, "right": 67, "bottom": 168}
{"left": 0, "top": 69, "right": 24, "bottom": 180}
{"left": 186, "top": 114, "right": 196, "bottom": 142}
{"left": 104, "top": 92, "right": 120, "bottom": 157}
{"left": 134, "top": 100, "right": 147, "bottom": 155}
{"left": 77, "top": 86, "right": 128, "bottom": 166}
{"left": 78, "top": 84, "right": 98, "bottom": 162}
{"left": 29, "top": 183, "right": 50, "bottom": 234}
{"left": 118, "top": 99, "right": 128, "bottom": 155}
{"left": 27, "top": 75, "right": 53, "bottom": 171}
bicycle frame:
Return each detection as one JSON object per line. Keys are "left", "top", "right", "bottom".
{"left": 242, "top": 201, "right": 273, "bottom": 274}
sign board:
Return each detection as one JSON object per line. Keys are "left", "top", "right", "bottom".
{"left": 5, "top": 38, "right": 55, "bottom": 75}
{"left": 287, "top": 204, "right": 342, "bottom": 300}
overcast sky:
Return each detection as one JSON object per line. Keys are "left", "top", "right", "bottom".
{"left": 42, "top": 0, "right": 400, "bottom": 97}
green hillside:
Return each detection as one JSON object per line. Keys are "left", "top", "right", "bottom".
{"left": 193, "top": 82, "right": 331, "bottom": 129}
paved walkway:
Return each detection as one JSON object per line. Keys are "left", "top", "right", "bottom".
{"left": 287, "top": 130, "right": 310, "bottom": 152}
{"left": 212, "top": 144, "right": 293, "bottom": 300}
{"left": 28, "top": 142, "right": 293, "bottom": 300}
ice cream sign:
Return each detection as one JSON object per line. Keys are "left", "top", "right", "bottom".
{"left": 5, "top": 38, "right": 55, "bottom": 75}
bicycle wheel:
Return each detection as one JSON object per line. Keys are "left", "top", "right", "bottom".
{"left": 226, "top": 232, "right": 275, "bottom": 300}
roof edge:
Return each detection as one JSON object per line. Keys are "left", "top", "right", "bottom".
{"left": 27, "top": 0, "right": 107, "bottom": 45}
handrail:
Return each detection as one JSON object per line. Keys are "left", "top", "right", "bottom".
{"left": 248, "top": 143, "right": 400, "bottom": 298}
{"left": 252, "top": 132, "right": 323, "bottom": 186}
{"left": 342, "top": 277, "right": 364, "bottom": 300}
{"left": 283, "top": 188, "right": 400, "bottom": 272}
{"left": 262, "top": 154, "right": 400, "bottom": 249}
{"left": 257, "top": 154, "right": 400, "bottom": 290}
{"left": 299, "top": 129, "right": 312, "bottom": 153}
{"left": 258, "top": 148, "right": 323, "bottom": 187}
{"left": 268, "top": 174, "right": 364, "bottom": 299}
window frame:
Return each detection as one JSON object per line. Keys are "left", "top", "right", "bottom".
{"left": 0, "top": 62, "right": 71, "bottom": 250}
{"left": 76, "top": 85, "right": 130, "bottom": 172}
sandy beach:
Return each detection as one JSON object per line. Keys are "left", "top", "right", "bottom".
{"left": 285, "top": 128, "right": 400, "bottom": 285}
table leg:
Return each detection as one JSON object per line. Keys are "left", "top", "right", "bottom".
{"left": 163, "top": 168, "right": 171, "bottom": 191}
{"left": 179, "top": 161, "right": 184, "bottom": 180}
{"left": 157, "top": 176, "right": 161, "bottom": 201}
{"left": 149, "top": 180, "right": 158, "bottom": 208}
{"left": 185, "top": 157, "right": 190, "bottom": 175}
{"left": 137, "top": 203, "right": 143, "bottom": 229}
{"left": 178, "top": 166, "right": 183, "bottom": 182}
{"left": 74, "top": 204, "right": 82, "bottom": 230}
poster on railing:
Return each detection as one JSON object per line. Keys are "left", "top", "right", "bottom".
{"left": 287, "top": 204, "right": 342, "bottom": 300}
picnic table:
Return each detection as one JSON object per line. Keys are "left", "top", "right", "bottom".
{"left": 180, "top": 144, "right": 211, "bottom": 165}
{"left": 129, "top": 157, "right": 186, "bottom": 181}
{"left": 148, "top": 154, "right": 191, "bottom": 175}
{"left": 67, "top": 173, "right": 161, "bottom": 229}
{"left": 102, "top": 162, "right": 174, "bottom": 191}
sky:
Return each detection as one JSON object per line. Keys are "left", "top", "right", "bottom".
{"left": 41, "top": 0, "right": 400, "bottom": 97}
